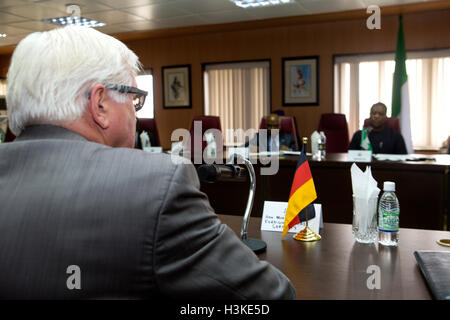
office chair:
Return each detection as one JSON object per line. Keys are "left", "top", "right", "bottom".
{"left": 189, "top": 115, "right": 222, "bottom": 155}
{"left": 136, "top": 118, "right": 161, "bottom": 147}
{"left": 317, "top": 113, "right": 349, "bottom": 153}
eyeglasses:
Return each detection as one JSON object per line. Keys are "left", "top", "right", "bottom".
{"left": 104, "top": 84, "right": 148, "bottom": 112}
{"left": 86, "top": 84, "right": 148, "bottom": 112}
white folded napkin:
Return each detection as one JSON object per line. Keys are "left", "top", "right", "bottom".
{"left": 351, "top": 163, "right": 380, "bottom": 234}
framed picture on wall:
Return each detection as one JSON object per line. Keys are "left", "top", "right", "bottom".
{"left": 282, "top": 56, "right": 319, "bottom": 106}
{"left": 162, "top": 64, "right": 191, "bottom": 109}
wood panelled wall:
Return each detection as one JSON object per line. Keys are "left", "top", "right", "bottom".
{"left": 1, "top": 4, "right": 450, "bottom": 149}
{"left": 0, "top": 55, "right": 10, "bottom": 80}
{"left": 123, "top": 7, "right": 450, "bottom": 149}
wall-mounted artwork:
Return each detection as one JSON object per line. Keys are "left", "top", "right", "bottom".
{"left": 162, "top": 64, "right": 191, "bottom": 109}
{"left": 282, "top": 56, "right": 319, "bottom": 106}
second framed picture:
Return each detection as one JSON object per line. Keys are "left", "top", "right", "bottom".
{"left": 162, "top": 64, "right": 192, "bottom": 109}
{"left": 282, "top": 56, "right": 319, "bottom": 106}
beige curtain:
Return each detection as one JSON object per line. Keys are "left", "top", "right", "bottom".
{"left": 334, "top": 62, "right": 359, "bottom": 136}
{"left": 204, "top": 61, "right": 269, "bottom": 146}
{"left": 423, "top": 58, "right": 450, "bottom": 149}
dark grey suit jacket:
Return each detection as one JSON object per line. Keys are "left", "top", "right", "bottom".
{"left": 0, "top": 125, "right": 295, "bottom": 299}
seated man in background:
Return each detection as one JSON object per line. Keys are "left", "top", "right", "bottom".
{"left": 246, "top": 113, "right": 298, "bottom": 151}
{"left": 0, "top": 26, "right": 295, "bottom": 300}
{"left": 349, "top": 102, "right": 407, "bottom": 154}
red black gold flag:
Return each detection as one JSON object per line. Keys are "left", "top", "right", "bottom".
{"left": 282, "top": 145, "right": 317, "bottom": 238}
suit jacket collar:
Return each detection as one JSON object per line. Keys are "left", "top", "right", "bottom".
{"left": 15, "top": 125, "right": 88, "bottom": 142}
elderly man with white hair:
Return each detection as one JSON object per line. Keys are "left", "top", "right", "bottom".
{"left": 0, "top": 26, "right": 295, "bottom": 300}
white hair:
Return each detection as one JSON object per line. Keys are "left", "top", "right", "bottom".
{"left": 6, "top": 26, "right": 141, "bottom": 135}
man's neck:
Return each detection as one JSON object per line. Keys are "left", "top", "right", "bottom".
{"left": 61, "top": 117, "right": 108, "bottom": 146}
{"left": 372, "top": 125, "right": 385, "bottom": 132}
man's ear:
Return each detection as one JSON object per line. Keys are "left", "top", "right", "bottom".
{"left": 87, "top": 84, "right": 110, "bottom": 129}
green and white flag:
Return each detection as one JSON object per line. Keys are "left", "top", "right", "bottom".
{"left": 392, "top": 15, "right": 413, "bottom": 154}
{"left": 360, "top": 127, "right": 373, "bottom": 151}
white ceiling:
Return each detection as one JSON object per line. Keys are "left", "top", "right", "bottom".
{"left": 0, "top": 0, "right": 440, "bottom": 47}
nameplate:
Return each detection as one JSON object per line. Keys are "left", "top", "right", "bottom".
{"left": 261, "top": 201, "right": 323, "bottom": 234}
{"left": 227, "top": 147, "right": 249, "bottom": 160}
{"left": 144, "top": 146, "right": 163, "bottom": 153}
{"left": 348, "top": 150, "right": 372, "bottom": 162}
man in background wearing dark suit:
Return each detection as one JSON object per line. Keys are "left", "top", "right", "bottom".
{"left": 349, "top": 102, "right": 407, "bottom": 154}
{"left": 0, "top": 26, "right": 295, "bottom": 300}
{"left": 246, "top": 113, "right": 298, "bottom": 151}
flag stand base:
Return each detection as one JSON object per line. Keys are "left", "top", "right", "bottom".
{"left": 293, "top": 226, "right": 321, "bottom": 242}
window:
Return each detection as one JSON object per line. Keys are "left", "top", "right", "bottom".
{"left": 135, "top": 70, "right": 154, "bottom": 118}
{"left": 0, "top": 79, "right": 7, "bottom": 139}
{"left": 334, "top": 50, "right": 450, "bottom": 150}
{"left": 0, "top": 79, "right": 6, "bottom": 98}
{"left": 203, "top": 61, "right": 270, "bottom": 146}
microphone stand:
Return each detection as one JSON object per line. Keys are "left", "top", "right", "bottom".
{"left": 230, "top": 155, "right": 267, "bottom": 254}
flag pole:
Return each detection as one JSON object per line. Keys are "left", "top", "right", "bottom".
{"left": 293, "top": 200, "right": 321, "bottom": 241}
{"left": 293, "top": 137, "right": 321, "bottom": 242}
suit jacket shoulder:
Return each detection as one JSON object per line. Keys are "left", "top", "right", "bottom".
{"left": 0, "top": 125, "right": 296, "bottom": 300}
{"left": 349, "top": 130, "right": 363, "bottom": 150}
{"left": 279, "top": 131, "right": 297, "bottom": 150}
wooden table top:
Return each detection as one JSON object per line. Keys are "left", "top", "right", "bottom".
{"left": 218, "top": 214, "right": 450, "bottom": 300}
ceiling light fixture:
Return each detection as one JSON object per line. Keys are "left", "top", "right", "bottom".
{"left": 42, "top": 4, "right": 106, "bottom": 28}
{"left": 229, "top": 0, "right": 294, "bottom": 8}
{"left": 0, "top": 34, "right": 7, "bottom": 38}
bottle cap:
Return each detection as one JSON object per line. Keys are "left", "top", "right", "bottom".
{"left": 383, "top": 181, "right": 395, "bottom": 192}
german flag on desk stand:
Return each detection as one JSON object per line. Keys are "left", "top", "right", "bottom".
{"left": 282, "top": 137, "right": 321, "bottom": 241}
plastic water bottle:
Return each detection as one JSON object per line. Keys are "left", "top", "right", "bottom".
{"left": 378, "top": 181, "right": 400, "bottom": 246}
{"left": 318, "top": 131, "right": 326, "bottom": 159}
{"left": 311, "top": 131, "right": 320, "bottom": 157}
{"left": 313, "top": 131, "right": 326, "bottom": 160}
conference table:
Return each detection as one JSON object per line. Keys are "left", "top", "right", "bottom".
{"left": 201, "top": 153, "right": 450, "bottom": 230}
{"left": 218, "top": 214, "right": 450, "bottom": 300}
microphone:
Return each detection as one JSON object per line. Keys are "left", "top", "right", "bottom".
{"left": 197, "top": 164, "right": 247, "bottom": 183}
{"left": 198, "top": 155, "right": 267, "bottom": 254}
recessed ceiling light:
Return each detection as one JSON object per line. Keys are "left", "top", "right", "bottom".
{"left": 229, "top": 0, "right": 293, "bottom": 8}
{"left": 0, "top": 34, "right": 7, "bottom": 38}
{"left": 42, "top": 16, "right": 106, "bottom": 28}
{"left": 43, "top": 4, "right": 106, "bottom": 28}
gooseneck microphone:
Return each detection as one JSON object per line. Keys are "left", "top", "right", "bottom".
{"left": 196, "top": 155, "right": 267, "bottom": 254}
{"left": 196, "top": 164, "right": 247, "bottom": 183}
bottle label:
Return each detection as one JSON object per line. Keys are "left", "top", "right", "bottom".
{"left": 379, "top": 210, "right": 399, "bottom": 232}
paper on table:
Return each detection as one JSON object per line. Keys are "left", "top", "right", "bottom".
{"left": 249, "top": 151, "right": 280, "bottom": 157}
{"left": 249, "top": 150, "right": 302, "bottom": 157}
{"left": 261, "top": 201, "right": 323, "bottom": 234}
{"left": 373, "top": 154, "right": 408, "bottom": 161}
{"left": 280, "top": 150, "right": 302, "bottom": 156}
{"left": 374, "top": 153, "right": 437, "bottom": 162}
